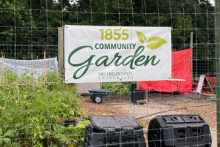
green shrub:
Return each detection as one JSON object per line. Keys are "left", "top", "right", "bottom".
{"left": 102, "top": 82, "right": 136, "bottom": 95}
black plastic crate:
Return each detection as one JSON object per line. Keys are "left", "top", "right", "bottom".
{"left": 147, "top": 114, "right": 212, "bottom": 147}
{"left": 84, "top": 115, "right": 146, "bottom": 147}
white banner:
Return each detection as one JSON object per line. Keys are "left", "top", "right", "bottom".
{"left": 64, "top": 26, "right": 171, "bottom": 83}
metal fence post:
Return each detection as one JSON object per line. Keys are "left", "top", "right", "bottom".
{"left": 215, "top": 1, "right": 220, "bottom": 146}
{"left": 190, "top": 32, "right": 193, "bottom": 82}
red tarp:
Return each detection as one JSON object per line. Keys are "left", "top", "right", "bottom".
{"left": 139, "top": 48, "right": 192, "bottom": 93}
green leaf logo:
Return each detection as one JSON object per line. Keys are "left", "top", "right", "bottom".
{"left": 136, "top": 31, "right": 168, "bottom": 50}
{"left": 146, "top": 37, "right": 168, "bottom": 50}
{"left": 136, "top": 31, "right": 147, "bottom": 43}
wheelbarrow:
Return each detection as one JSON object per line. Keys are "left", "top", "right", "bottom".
{"left": 87, "top": 89, "right": 110, "bottom": 104}
{"left": 88, "top": 85, "right": 123, "bottom": 104}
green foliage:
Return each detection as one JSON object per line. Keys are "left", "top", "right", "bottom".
{"left": 0, "top": 68, "right": 19, "bottom": 83}
{"left": 50, "top": 118, "right": 91, "bottom": 146}
{"left": 0, "top": 69, "right": 85, "bottom": 146}
{"left": 140, "top": 124, "right": 145, "bottom": 128}
{"left": 102, "top": 82, "right": 135, "bottom": 95}
{"left": 0, "top": 128, "right": 16, "bottom": 146}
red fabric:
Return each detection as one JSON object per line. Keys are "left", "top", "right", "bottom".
{"left": 139, "top": 48, "right": 192, "bottom": 94}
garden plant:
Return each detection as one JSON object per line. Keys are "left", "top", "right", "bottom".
{"left": 0, "top": 69, "right": 90, "bottom": 147}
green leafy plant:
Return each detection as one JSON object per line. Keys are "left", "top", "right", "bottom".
{"left": 140, "top": 124, "right": 146, "bottom": 128}
{"left": 102, "top": 82, "right": 135, "bottom": 95}
{"left": 0, "top": 69, "right": 84, "bottom": 146}
{"left": 48, "top": 118, "right": 91, "bottom": 147}
{"left": 0, "top": 128, "right": 16, "bottom": 147}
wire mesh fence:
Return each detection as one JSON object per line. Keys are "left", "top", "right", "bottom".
{"left": 0, "top": 0, "right": 218, "bottom": 146}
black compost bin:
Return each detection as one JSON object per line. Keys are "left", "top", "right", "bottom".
{"left": 131, "top": 90, "right": 145, "bottom": 102}
{"left": 148, "top": 114, "right": 212, "bottom": 147}
{"left": 131, "top": 84, "right": 137, "bottom": 90}
{"left": 84, "top": 115, "right": 146, "bottom": 147}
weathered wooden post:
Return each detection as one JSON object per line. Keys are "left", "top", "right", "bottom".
{"left": 58, "top": 27, "right": 64, "bottom": 75}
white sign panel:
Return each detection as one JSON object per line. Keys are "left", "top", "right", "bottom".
{"left": 196, "top": 75, "right": 205, "bottom": 93}
{"left": 65, "top": 26, "right": 171, "bottom": 83}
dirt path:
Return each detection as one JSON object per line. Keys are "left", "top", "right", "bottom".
{"left": 80, "top": 93, "right": 216, "bottom": 146}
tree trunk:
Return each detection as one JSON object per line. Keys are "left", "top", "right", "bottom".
{"left": 49, "top": 0, "right": 52, "bottom": 9}
{"left": 29, "top": 0, "right": 32, "bottom": 9}
{"left": 141, "top": 0, "right": 146, "bottom": 26}
{"left": 37, "top": 0, "right": 41, "bottom": 13}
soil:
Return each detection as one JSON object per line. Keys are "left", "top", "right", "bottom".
{"left": 80, "top": 92, "right": 217, "bottom": 147}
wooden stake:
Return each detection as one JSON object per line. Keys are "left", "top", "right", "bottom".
{"left": 49, "top": 56, "right": 52, "bottom": 71}
{"left": 44, "top": 51, "right": 47, "bottom": 89}
{"left": 17, "top": 85, "right": 20, "bottom": 105}
{"left": 34, "top": 56, "right": 38, "bottom": 79}
{"left": 0, "top": 81, "right": 57, "bottom": 87}
{"left": 35, "top": 56, "right": 38, "bottom": 77}
{"left": 23, "top": 57, "right": 26, "bottom": 70}
{"left": 1, "top": 53, "right": 5, "bottom": 83}
{"left": 31, "top": 53, "right": 34, "bottom": 81}
{"left": 136, "top": 81, "right": 139, "bottom": 90}
{"left": 2, "top": 86, "right": 11, "bottom": 116}
{"left": 58, "top": 27, "right": 64, "bottom": 75}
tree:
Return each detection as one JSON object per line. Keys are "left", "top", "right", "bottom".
{"left": 0, "top": 0, "right": 34, "bottom": 58}
{"left": 0, "top": 0, "right": 215, "bottom": 75}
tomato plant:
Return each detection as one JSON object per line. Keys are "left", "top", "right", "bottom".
{"left": 0, "top": 69, "right": 86, "bottom": 146}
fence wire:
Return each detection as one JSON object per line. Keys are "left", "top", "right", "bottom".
{"left": 0, "top": 0, "right": 217, "bottom": 147}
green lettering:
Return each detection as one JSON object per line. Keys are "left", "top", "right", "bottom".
{"left": 95, "top": 56, "right": 114, "bottom": 66}
{"left": 122, "top": 44, "right": 126, "bottom": 49}
{"left": 111, "top": 44, "right": 116, "bottom": 49}
{"left": 144, "top": 55, "right": 160, "bottom": 66}
{"left": 100, "top": 44, "right": 104, "bottom": 49}
{"left": 135, "top": 55, "right": 145, "bottom": 66}
{"left": 121, "top": 46, "right": 145, "bottom": 69}
{"left": 95, "top": 43, "right": 99, "bottom": 49}
{"left": 114, "top": 53, "right": 123, "bottom": 66}
{"left": 68, "top": 45, "right": 161, "bottom": 80}
{"left": 68, "top": 46, "right": 95, "bottom": 79}
{"left": 105, "top": 44, "right": 110, "bottom": 49}
{"left": 117, "top": 44, "right": 121, "bottom": 49}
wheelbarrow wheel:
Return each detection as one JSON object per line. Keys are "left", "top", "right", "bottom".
{"left": 94, "top": 96, "right": 102, "bottom": 104}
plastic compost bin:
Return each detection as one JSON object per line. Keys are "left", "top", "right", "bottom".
{"left": 131, "top": 90, "right": 145, "bottom": 102}
{"left": 84, "top": 115, "right": 146, "bottom": 147}
{"left": 147, "top": 114, "right": 212, "bottom": 147}
{"left": 131, "top": 84, "right": 137, "bottom": 90}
